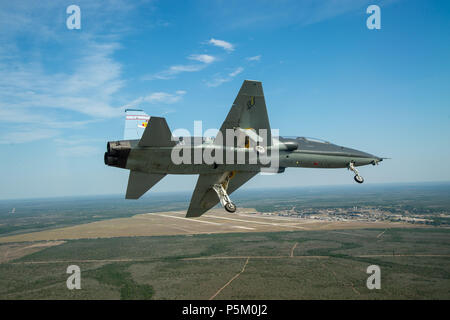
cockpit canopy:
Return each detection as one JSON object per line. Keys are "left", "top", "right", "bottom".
{"left": 282, "top": 136, "right": 331, "bottom": 144}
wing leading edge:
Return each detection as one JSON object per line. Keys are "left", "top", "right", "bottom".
{"left": 215, "top": 80, "right": 271, "bottom": 147}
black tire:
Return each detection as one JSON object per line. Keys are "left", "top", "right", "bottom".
{"left": 225, "top": 202, "right": 237, "bottom": 213}
{"left": 354, "top": 175, "right": 364, "bottom": 184}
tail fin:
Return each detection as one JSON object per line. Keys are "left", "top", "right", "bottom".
{"left": 138, "top": 117, "right": 176, "bottom": 147}
{"left": 124, "top": 109, "right": 150, "bottom": 140}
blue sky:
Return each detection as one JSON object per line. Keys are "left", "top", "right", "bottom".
{"left": 0, "top": 0, "right": 449, "bottom": 199}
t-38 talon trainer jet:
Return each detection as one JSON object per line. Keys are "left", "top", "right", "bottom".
{"left": 105, "top": 80, "right": 384, "bottom": 217}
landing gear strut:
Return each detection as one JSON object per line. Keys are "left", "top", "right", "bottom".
{"left": 212, "top": 174, "right": 237, "bottom": 213}
{"left": 348, "top": 162, "right": 364, "bottom": 184}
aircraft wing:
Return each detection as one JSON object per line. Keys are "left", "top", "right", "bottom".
{"left": 186, "top": 171, "right": 258, "bottom": 218}
{"left": 215, "top": 80, "right": 271, "bottom": 147}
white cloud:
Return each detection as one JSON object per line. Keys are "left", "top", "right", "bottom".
{"left": 54, "top": 137, "right": 104, "bottom": 146}
{"left": 206, "top": 77, "right": 229, "bottom": 88}
{"left": 143, "top": 91, "right": 186, "bottom": 104}
{"left": 145, "top": 53, "right": 218, "bottom": 80}
{"left": 208, "top": 38, "right": 234, "bottom": 52}
{"left": 169, "top": 65, "right": 204, "bottom": 73}
{"left": 58, "top": 145, "right": 102, "bottom": 158}
{"left": 127, "top": 90, "right": 187, "bottom": 107}
{"left": 247, "top": 55, "right": 261, "bottom": 61}
{"left": 0, "top": 41, "right": 125, "bottom": 120}
{"left": 0, "top": 1, "right": 153, "bottom": 145}
{"left": 0, "top": 128, "right": 58, "bottom": 144}
{"left": 229, "top": 67, "right": 244, "bottom": 77}
{"left": 206, "top": 67, "right": 244, "bottom": 87}
{"left": 0, "top": 40, "right": 123, "bottom": 144}
{"left": 201, "top": 0, "right": 384, "bottom": 30}
{"left": 143, "top": 64, "right": 206, "bottom": 80}
{"left": 188, "top": 54, "right": 216, "bottom": 64}
{"left": 53, "top": 136, "right": 104, "bottom": 157}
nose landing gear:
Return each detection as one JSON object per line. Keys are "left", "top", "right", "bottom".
{"left": 348, "top": 162, "right": 364, "bottom": 184}
{"left": 212, "top": 173, "right": 237, "bottom": 213}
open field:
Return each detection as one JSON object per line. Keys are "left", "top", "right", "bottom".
{"left": 1, "top": 183, "right": 449, "bottom": 238}
{"left": 0, "top": 241, "right": 65, "bottom": 263}
{"left": 0, "top": 184, "right": 448, "bottom": 299}
{"left": 0, "top": 228, "right": 449, "bottom": 299}
{"left": 0, "top": 208, "right": 416, "bottom": 243}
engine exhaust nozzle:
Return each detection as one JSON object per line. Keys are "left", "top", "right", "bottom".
{"left": 104, "top": 140, "right": 131, "bottom": 168}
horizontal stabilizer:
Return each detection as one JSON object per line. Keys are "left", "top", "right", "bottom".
{"left": 138, "top": 117, "right": 176, "bottom": 147}
{"left": 126, "top": 171, "right": 166, "bottom": 199}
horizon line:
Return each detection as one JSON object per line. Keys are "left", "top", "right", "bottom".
{"left": 1, "top": 180, "right": 450, "bottom": 202}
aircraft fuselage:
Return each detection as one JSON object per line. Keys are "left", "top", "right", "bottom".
{"left": 105, "top": 135, "right": 382, "bottom": 175}
{"left": 104, "top": 80, "right": 384, "bottom": 217}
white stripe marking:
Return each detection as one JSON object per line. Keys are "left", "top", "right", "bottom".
{"left": 151, "top": 213, "right": 222, "bottom": 225}
{"left": 231, "top": 226, "right": 255, "bottom": 230}
{"left": 206, "top": 215, "right": 305, "bottom": 229}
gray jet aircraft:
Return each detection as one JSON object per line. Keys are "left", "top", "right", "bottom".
{"left": 104, "top": 80, "right": 384, "bottom": 217}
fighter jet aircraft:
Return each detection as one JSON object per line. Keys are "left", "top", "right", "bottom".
{"left": 104, "top": 80, "right": 383, "bottom": 217}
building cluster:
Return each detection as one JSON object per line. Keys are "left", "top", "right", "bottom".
{"left": 276, "top": 206, "right": 436, "bottom": 225}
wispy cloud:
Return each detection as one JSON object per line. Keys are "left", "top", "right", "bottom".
{"left": 141, "top": 91, "right": 187, "bottom": 104}
{"left": 57, "top": 145, "right": 102, "bottom": 158}
{"left": 53, "top": 136, "right": 104, "bottom": 158}
{"left": 0, "top": 1, "right": 154, "bottom": 144}
{"left": 0, "top": 41, "right": 125, "bottom": 120}
{"left": 0, "top": 108, "right": 95, "bottom": 128}
{"left": 229, "top": 67, "right": 244, "bottom": 77}
{"left": 247, "top": 55, "right": 261, "bottom": 61}
{"left": 0, "top": 128, "right": 59, "bottom": 145}
{"left": 0, "top": 40, "right": 125, "bottom": 146}
{"left": 188, "top": 54, "right": 216, "bottom": 64}
{"left": 206, "top": 67, "right": 244, "bottom": 87}
{"left": 144, "top": 53, "right": 218, "bottom": 80}
{"left": 208, "top": 38, "right": 234, "bottom": 52}
{"left": 54, "top": 137, "right": 105, "bottom": 146}
{"left": 199, "top": 0, "right": 385, "bottom": 30}
{"left": 126, "top": 90, "right": 187, "bottom": 107}
{"left": 143, "top": 64, "right": 206, "bottom": 80}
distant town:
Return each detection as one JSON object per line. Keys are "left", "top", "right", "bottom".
{"left": 271, "top": 206, "right": 449, "bottom": 225}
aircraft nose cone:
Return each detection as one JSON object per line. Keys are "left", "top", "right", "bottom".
{"left": 352, "top": 150, "right": 376, "bottom": 159}
{"left": 343, "top": 147, "right": 381, "bottom": 162}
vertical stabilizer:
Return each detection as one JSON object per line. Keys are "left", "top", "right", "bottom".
{"left": 124, "top": 109, "right": 150, "bottom": 140}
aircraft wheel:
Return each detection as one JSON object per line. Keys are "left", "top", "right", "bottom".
{"left": 225, "top": 202, "right": 237, "bottom": 213}
{"left": 354, "top": 175, "right": 364, "bottom": 184}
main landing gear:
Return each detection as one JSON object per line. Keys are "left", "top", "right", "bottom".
{"left": 212, "top": 173, "right": 237, "bottom": 213}
{"left": 348, "top": 162, "right": 364, "bottom": 184}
